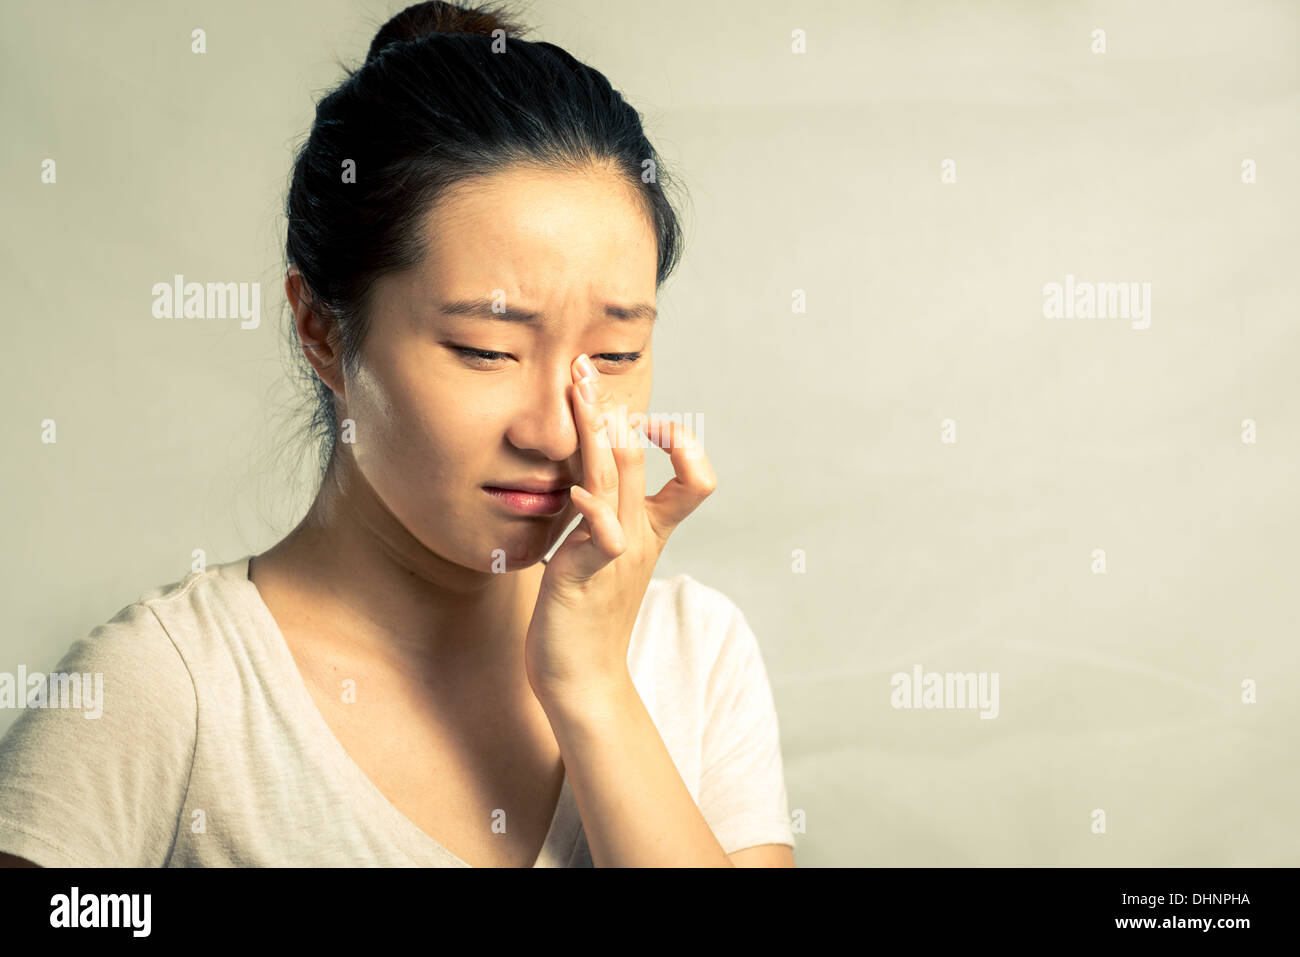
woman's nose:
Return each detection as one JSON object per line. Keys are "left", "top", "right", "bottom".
{"left": 503, "top": 368, "right": 581, "bottom": 461}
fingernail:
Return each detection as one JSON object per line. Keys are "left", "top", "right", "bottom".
{"left": 578, "top": 375, "right": 597, "bottom": 404}
{"left": 576, "top": 354, "right": 597, "bottom": 380}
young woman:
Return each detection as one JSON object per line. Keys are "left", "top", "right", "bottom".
{"left": 0, "top": 0, "right": 794, "bottom": 868}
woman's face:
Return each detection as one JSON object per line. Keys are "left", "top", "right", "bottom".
{"left": 340, "top": 164, "right": 658, "bottom": 573}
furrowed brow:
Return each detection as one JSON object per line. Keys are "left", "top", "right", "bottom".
{"left": 438, "top": 298, "right": 656, "bottom": 324}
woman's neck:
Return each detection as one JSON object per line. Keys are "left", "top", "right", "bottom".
{"left": 251, "top": 458, "right": 549, "bottom": 698}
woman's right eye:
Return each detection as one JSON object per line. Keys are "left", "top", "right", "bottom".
{"left": 451, "top": 346, "right": 510, "bottom": 367}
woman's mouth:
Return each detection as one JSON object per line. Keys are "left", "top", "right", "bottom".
{"left": 482, "top": 486, "right": 571, "bottom": 516}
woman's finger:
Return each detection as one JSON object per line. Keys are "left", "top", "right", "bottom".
{"left": 638, "top": 416, "right": 717, "bottom": 538}
{"left": 571, "top": 354, "right": 620, "bottom": 518}
{"left": 606, "top": 400, "right": 646, "bottom": 532}
{"left": 567, "top": 484, "right": 627, "bottom": 575}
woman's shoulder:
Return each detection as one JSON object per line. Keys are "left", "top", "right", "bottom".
{"left": 633, "top": 572, "right": 759, "bottom": 672}
{"left": 0, "top": 562, "right": 226, "bottom": 867}
{"left": 132, "top": 554, "right": 253, "bottom": 611}
{"left": 29, "top": 555, "right": 256, "bottom": 699}
{"left": 643, "top": 571, "right": 747, "bottom": 627}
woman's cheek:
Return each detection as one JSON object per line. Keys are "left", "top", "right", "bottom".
{"left": 345, "top": 384, "right": 405, "bottom": 480}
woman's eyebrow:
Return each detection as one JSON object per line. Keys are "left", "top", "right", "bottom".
{"left": 437, "top": 297, "right": 656, "bottom": 324}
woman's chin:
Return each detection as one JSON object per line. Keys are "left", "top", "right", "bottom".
{"left": 483, "top": 541, "right": 551, "bottom": 573}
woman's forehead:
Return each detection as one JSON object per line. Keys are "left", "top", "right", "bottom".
{"left": 422, "top": 168, "right": 655, "bottom": 254}
{"left": 412, "top": 193, "right": 657, "bottom": 307}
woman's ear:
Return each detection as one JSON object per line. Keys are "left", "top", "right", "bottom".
{"left": 286, "top": 265, "right": 345, "bottom": 397}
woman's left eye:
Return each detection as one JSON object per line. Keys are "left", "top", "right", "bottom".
{"left": 593, "top": 352, "right": 643, "bottom": 366}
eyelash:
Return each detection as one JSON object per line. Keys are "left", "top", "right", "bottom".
{"left": 452, "top": 347, "right": 643, "bottom": 368}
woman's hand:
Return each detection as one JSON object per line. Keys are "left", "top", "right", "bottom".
{"left": 523, "top": 353, "right": 717, "bottom": 706}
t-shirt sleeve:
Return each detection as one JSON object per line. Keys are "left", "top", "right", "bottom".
{"left": 696, "top": 597, "right": 795, "bottom": 856}
{"left": 0, "top": 600, "right": 197, "bottom": 867}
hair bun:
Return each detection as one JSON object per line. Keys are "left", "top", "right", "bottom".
{"left": 365, "top": 1, "right": 525, "bottom": 62}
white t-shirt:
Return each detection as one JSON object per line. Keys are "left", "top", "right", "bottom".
{"left": 0, "top": 556, "right": 794, "bottom": 866}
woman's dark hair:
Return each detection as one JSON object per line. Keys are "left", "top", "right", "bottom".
{"left": 282, "top": 0, "right": 686, "bottom": 482}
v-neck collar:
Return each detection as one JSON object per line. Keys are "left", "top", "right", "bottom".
{"left": 222, "top": 555, "right": 583, "bottom": 867}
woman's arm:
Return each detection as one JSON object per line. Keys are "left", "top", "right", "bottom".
{"left": 538, "top": 677, "right": 735, "bottom": 867}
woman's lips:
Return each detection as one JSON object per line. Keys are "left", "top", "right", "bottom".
{"left": 483, "top": 486, "right": 571, "bottom": 516}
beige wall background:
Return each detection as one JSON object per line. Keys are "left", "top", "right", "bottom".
{"left": 2, "top": 0, "right": 1297, "bottom": 866}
